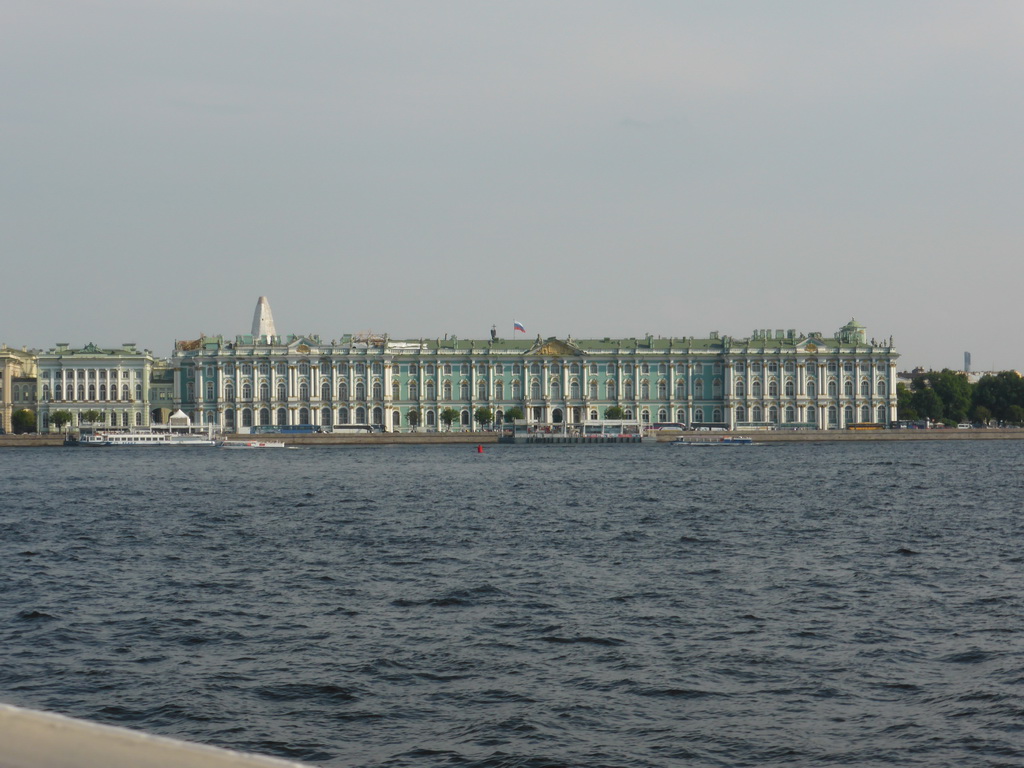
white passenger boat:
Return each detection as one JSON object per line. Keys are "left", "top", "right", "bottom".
{"left": 671, "top": 435, "right": 754, "bottom": 446}
{"left": 219, "top": 440, "right": 287, "bottom": 449}
{"left": 70, "top": 430, "right": 216, "bottom": 447}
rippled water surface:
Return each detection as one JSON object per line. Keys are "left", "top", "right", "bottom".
{"left": 2, "top": 441, "right": 1023, "bottom": 767}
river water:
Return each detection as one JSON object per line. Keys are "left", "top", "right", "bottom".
{"left": 1, "top": 441, "right": 1022, "bottom": 767}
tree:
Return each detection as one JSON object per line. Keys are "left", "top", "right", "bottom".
{"left": 439, "top": 407, "right": 460, "bottom": 431}
{"left": 504, "top": 406, "right": 524, "bottom": 423}
{"left": 474, "top": 406, "right": 493, "bottom": 430}
{"left": 972, "top": 405, "right": 992, "bottom": 425}
{"left": 604, "top": 405, "right": 625, "bottom": 420}
{"left": 405, "top": 408, "right": 421, "bottom": 431}
{"left": 81, "top": 409, "right": 102, "bottom": 425}
{"left": 973, "top": 371, "right": 1024, "bottom": 423}
{"left": 11, "top": 409, "right": 36, "bottom": 434}
{"left": 896, "top": 383, "right": 917, "bottom": 420}
{"left": 1007, "top": 405, "right": 1024, "bottom": 426}
{"left": 928, "top": 370, "right": 972, "bottom": 424}
{"left": 910, "top": 388, "right": 943, "bottom": 421}
{"left": 50, "top": 410, "right": 73, "bottom": 432}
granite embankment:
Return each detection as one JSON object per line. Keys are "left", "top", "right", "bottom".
{"left": 2, "top": 429, "right": 1024, "bottom": 447}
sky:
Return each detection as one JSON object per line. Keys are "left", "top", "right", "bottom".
{"left": 3, "top": 1, "right": 1023, "bottom": 371}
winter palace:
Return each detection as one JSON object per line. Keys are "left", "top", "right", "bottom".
{"left": 163, "top": 298, "right": 898, "bottom": 432}
{"left": 5, "top": 297, "right": 899, "bottom": 433}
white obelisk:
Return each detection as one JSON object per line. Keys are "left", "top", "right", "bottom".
{"left": 251, "top": 296, "right": 277, "bottom": 340}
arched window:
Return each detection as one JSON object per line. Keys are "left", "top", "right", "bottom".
{"left": 784, "top": 405, "right": 795, "bottom": 422}
{"left": 512, "top": 381, "right": 522, "bottom": 400}
{"left": 338, "top": 381, "right": 348, "bottom": 399}
{"left": 768, "top": 406, "right": 778, "bottom": 423}
{"left": 589, "top": 380, "right": 598, "bottom": 399}
{"left": 442, "top": 381, "right": 452, "bottom": 400}
{"left": 355, "top": 406, "right": 366, "bottom": 423}
{"left": 550, "top": 379, "right": 560, "bottom": 398}
{"left": 321, "top": 407, "right": 331, "bottom": 426}
{"left": 478, "top": 380, "right": 488, "bottom": 400}
{"left": 205, "top": 382, "right": 214, "bottom": 401}
{"left": 322, "top": 382, "right": 332, "bottom": 400}
{"left": 392, "top": 381, "right": 400, "bottom": 400}
{"left": 828, "top": 405, "right": 838, "bottom": 425}
{"left": 861, "top": 405, "right": 870, "bottom": 422}
{"left": 712, "top": 379, "right": 722, "bottom": 398}
{"left": 99, "top": 384, "right": 107, "bottom": 400}
{"left": 676, "top": 379, "right": 686, "bottom": 398}
{"left": 259, "top": 408, "right": 270, "bottom": 426}
{"left": 735, "top": 380, "right": 745, "bottom": 397}
{"left": 768, "top": 380, "right": 778, "bottom": 397}
{"left": 297, "top": 407, "right": 309, "bottom": 425}
{"left": 426, "top": 410, "right": 436, "bottom": 427}
{"left": 752, "top": 406, "right": 762, "bottom": 421}
{"left": 461, "top": 410, "right": 470, "bottom": 426}
{"left": 712, "top": 408, "right": 722, "bottom": 422}
{"left": 657, "top": 380, "right": 667, "bottom": 399}
{"left": 531, "top": 379, "right": 541, "bottom": 399}
{"left": 338, "top": 407, "right": 349, "bottom": 424}
{"left": 694, "top": 380, "right": 704, "bottom": 399}
{"left": 277, "top": 381, "right": 287, "bottom": 400}
{"left": 860, "top": 379, "right": 870, "bottom": 397}
{"left": 844, "top": 405, "right": 854, "bottom": 424}
{"left": 460, "top": 380, "right": 470, "bottom": 400}
{"left": 276, "top": 407, "right": 287, "bottom": 425}
{"left": 828, "top": 380, "right": 837, "bottom": 397}
{"left": 676, "top": 408, "right": 686, "bottom": 422}
{"left": 640, "top": 381, "right": 650, "bottom": 399}
{"left": 807, "top": 405, "right": 816, "bottom": 424}
{"left": 242, "top": 409, "right": 253, "bottom": 427}
{"left": 372, "top": 381, "right": 383, "bottom": 399}
{"left": 224, "top": 409, "right": 235, "bottom": 428}
{"left": 356, "top": 382, "right": 366, "bottom": 400}
{"left": 494, "top": 381, "right": 503, "bottom": 400}
{"left": 807, "top": 380, "right": 816, "bottom": 398}
{"left": 877, "top": 379, "right": 887, "bottom": 396}
{"left": 409, "top": 381, "right": 419, "bottom": 400}
{"left": 606, "top": 380, "right": 616, "bottom": 399}
{"left": 135, "top": 412, "right": 143, "bottom": 426}
{"left": 425, "top": 381, "right": 436, "bottom": 399}
{"left": 784, "top": 379, "right": 794, "bottom": 397}
{"left": 372, "top": 407, "right": 383, "bottom": 425}
{"left": 844, "top": 380, "right": 853, "bottom": 396}
{"left": 299, "top": 382, "right": 309, "bottom": 400}
{"left": 877, "top": 405, "right": 886, "bottom": 423}
{"left": 736, "top": 405, "right": 746, "bottom": 422}
{"left": 623, "top": 379, "right": 634, "bottom": 399}
{"left": 571, "top": 380, "right": 581, "bottom": 399}
{"left": 692, "top": 409, "right": 704, "bottom": 422}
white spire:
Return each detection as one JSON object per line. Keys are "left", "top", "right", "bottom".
{"left": 251, "top": 296, "right": 277, "bottom": 339}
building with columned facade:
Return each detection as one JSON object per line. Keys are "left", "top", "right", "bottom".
{"left": 170, "top": 298, "right": 899, "bottom": 432}
{"left": 34, "top": 342, "right": 156, "bottom": 431}
{"left": 0, "top": 345, "right": 38, "bottom": 433}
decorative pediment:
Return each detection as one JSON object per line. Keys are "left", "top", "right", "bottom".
{"left": 288, "top": 337, "right": 318, "bottom": 354}
{"left": 527, "top": 337, "right": 584, "bottom": 357}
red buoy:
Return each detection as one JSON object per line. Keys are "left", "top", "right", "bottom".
{"left": 477, "top": 444, "right": 484, "bottom": 453}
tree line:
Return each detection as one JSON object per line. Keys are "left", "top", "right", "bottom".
{"left": 897, "top": 370, "right": 1024, "bottom": 425}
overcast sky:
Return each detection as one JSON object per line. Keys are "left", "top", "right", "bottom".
{"left": 3, "top": 1, "right": 1022, "bottom": 371}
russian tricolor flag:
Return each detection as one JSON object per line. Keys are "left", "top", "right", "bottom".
{"left": 513, "top": 321, "right": 526, "bottom": 333}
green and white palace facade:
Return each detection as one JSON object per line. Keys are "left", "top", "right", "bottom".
{"left": 170, "top": 311, "right": 899, "bottom": 432}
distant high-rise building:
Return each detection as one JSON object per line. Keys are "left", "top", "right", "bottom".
{"left": 251, "top": 296, "right": 277, "bottom": 339}
{"left": 964, "top": 351, "right": 971, "bottom": 373}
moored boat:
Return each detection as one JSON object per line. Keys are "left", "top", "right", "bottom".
{"left": 219, "top": 440, "right": 287, "bottom": 449}
{"left": 671, "top": 435, "right": 754, "bottom": 446}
